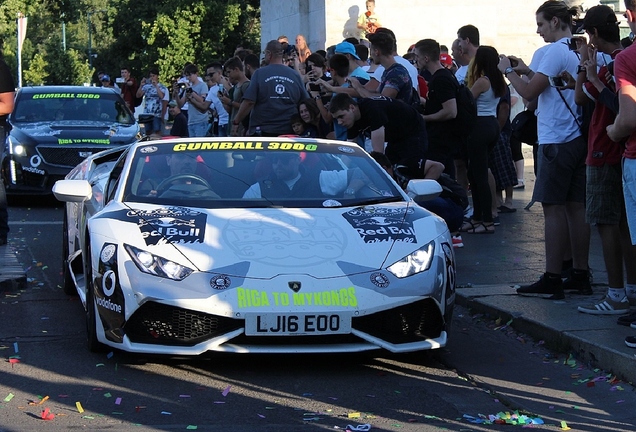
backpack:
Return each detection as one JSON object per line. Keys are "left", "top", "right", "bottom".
{"left": 453, "top": 77, "right": 477, "bottom": 139}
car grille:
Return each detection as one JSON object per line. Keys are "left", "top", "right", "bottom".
{"left": 37, "top": 146, "right": 110, "bottom": 168}
{"left": 352, "top": 299, "right": 445, "bottom": 344}
{"left": 125, "top": 302, "right": 242, "bottom": 346}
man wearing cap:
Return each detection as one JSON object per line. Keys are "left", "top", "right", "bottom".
{"left": 335, "top": 41, "right": 370, "bottom": 83}
{"left": 570, "top": 5, "right": 636, "bottom": 315}
{"left": 101, "top": 74, "right": 120, "bottom": 94}
{"left": 167, "top": 100, "right": 188, "bottom": 138}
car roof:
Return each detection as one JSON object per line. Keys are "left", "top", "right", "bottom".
{"left": 17, "top": 86, "right": 119, "bottom": 95}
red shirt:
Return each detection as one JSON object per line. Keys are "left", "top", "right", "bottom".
{"left": 616, "top": 45, "right": 636, "bottom": 159}
{"left": 584, "top": 50, "right": 622, "bottom": 166}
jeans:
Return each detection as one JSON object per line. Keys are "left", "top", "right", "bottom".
{"left": 188, "top": 121, "right": 209, "bottom": 138}
{"left": 623, "top": 157, "right": 636, "bottom": 245}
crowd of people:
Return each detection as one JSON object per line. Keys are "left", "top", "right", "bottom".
{"left": 25, "top": 0, "right": 636, "bottom": 346}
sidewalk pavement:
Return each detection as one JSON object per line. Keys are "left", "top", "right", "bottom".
{"left": 454, "top": 149, "right": 636, "bottom": 384}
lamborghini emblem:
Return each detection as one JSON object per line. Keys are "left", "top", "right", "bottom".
{"left": 288, "top": 281, "right": 301, "bottom": 292}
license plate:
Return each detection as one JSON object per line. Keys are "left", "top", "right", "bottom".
{"left": 245, "top": 313, "right": 351, "bottom": 336}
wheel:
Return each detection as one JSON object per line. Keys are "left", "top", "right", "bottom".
{"left": 155, "top": 173, "right": 211, "bottom": 195}
{"left": 61, "top": 212, "right": 78, "bottom": 295}
{"left": 84, "top": 241, "right": 106, "bottom": 353}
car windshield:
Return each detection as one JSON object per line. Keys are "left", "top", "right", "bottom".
{"left": 123, "top": 140, "right": 404, "bottom": 208}
{"left": 12, "top": 90, "right": 135, "bottom": 125}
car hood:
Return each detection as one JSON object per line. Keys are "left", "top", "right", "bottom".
{"left": 93, "top": 202, "right": 446, "bottom": 278}
{"left": 10, "top": 121, "right": 138, "bottom": 145}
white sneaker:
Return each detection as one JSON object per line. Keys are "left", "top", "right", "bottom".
{"left": 452, "top": 235, "right": 464, "bottom": 248}
{"left": 578, "top": 296, "right": 630, "bottom": 315}
{"left": 513, "top": 179, "right": 525, "bottom": 189}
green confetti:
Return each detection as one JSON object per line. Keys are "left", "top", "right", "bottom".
{"left": 3, "top": 393, "right": 14, "bottom": 402}
{"left": 82, "top": 415, "right": 95, "bottom": 419}
{"left": 186, "top": 426, "right": 198, "bottom": 430}
{"left": 104, "top": 393, "right": 112, "bottom": 398}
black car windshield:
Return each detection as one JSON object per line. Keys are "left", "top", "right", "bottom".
{"left": 124, "top": 140, "right": 404, "bottom": 208}
{"left": 12, "top": 90, "right": 135, "bottom": 125}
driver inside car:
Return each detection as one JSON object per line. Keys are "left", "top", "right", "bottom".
{"left": 141, "top": 153, "right": 220, "bottom": 198}
{"left": 242, "top": 152, "right": 367, "bottom": 199}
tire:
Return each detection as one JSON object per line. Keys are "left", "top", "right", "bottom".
{"left": 61, "top": 212, "right": 78, "bottom": 296}
{"left": 84, "top": 241, "right": 106, "bottom": 353}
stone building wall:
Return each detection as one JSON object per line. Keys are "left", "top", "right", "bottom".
{"left": 259, "top": 0, "right": 615, "bottom": 65}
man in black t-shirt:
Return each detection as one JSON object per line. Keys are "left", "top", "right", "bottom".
{"left": 414, "top": 39, "right": 461, "bottom": 179}
{"left": 0, "top": 54, "right": 15, "bottom": 245}
{"left": 329, "top": 93, "right": 429, "bottom": 182}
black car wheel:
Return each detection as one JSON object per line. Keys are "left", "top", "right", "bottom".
{"left": 84, "top": 241, "right": 106, "bottom": 352}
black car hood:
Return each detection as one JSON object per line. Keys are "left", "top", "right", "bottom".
{"left": 10, "top": 121, "right": 138, "bottom": 146}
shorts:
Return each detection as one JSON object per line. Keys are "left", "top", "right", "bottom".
{"left": 586, "top": 164, "right": 623, "bottom": 225}
{"left": 623, "top": 158, "right": 636, "bottom": 245}
{"left": 532, "top": 136, "right": 587, "bottom": 205}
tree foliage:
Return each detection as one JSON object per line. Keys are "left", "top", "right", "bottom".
{"left": 1, "top": 0, "right": 260, "bottom": 86}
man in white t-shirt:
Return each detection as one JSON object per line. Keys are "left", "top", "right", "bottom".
{"left": 175, "top": 64, "right": 209, "bottom": 137}
{"left": 498, "top": 2, "right": 590, "bottom": 300}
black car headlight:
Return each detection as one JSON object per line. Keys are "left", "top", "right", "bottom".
{"left": 387, "top": 241, "right": 435, "bottom": 278}
{"left": 124, "top": 244, "right": 193, "bottom": 281}
{"left": 7, "top": 136, "right": 26, "bottom": 156}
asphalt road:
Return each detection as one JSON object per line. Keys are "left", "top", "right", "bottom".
{"left": 2, "top": 185, "right": 636, "bottom": 431}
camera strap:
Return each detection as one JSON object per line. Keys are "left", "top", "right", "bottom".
{"left": 556, "top": 88, "right": 582, "bottom": 132}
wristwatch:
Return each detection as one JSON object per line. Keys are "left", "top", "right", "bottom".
{"left": 576, "top": 65, "right": 586, "bottom": 74}
{"left": 503, "top": 67, "right": 514, "bottom": 77}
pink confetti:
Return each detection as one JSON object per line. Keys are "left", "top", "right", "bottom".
{"left": 257, "top": 413, "right": 265, "bottom": 418}
{"left": 115, "top": 397, "right": 122, "bottom": 405}
{"left": 222, "top": 386, "right": 231, "bottom": 397}
{"left": 616, "top": 400, "right": 625, "bottom": 403}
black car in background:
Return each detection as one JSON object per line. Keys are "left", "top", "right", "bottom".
{"left": 2, "top": 86, "right": 139, "bottom": 194}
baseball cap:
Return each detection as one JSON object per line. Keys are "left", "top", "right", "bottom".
{"left": 582, "top": 5, "right": 617, "bottom": 31}
{"left": 168, "top": 100, "right": 178, "bottom": 108}
{"left": 335, "top": 42, "right": 361, "bottom": 60}
{"left": 101, "top": 74, "right": 110, "bottom": 82}
{"left": 440, "top": 54, "right": 453, "bottom": 67}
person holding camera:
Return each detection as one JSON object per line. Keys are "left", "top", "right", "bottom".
{"left": 136, "top": 67, "right": 169, "bottom": 136}
{"left": 174, "top": 64, "right": 209, "bottom": 138}
{"left": 117, "top": 67, "right": 139, "bottom": 111}
{"left": 187, "top": 63, "right": 229, "bottom": 137}
{"left": 498, "top": 0, "right": 590, "bottom": 299}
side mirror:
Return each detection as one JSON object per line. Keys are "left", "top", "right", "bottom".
{"left": 53, "top": 179, "right": 92, "bottom": 202}
{"left": 406, "top": 179, "right": 442, "bottom": 201}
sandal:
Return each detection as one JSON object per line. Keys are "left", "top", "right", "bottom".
{"left": 459, "top": 220, "right": 478, "bottom": 232}
{"left": 465, "top": 222, "right": 495, "bottom": 234}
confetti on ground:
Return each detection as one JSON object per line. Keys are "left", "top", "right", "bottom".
{"left": 96, "top": 363, "right": 105, "bottom": 367}
{"left": 463, "top": 411, "right": 544, "bottom": 426}
{"left": 186, "top": 426, "right": 198, "bottom": 430}
{"left": 115, "top": 397, "right": 122, "bottom": 405}
{"left": 4, "top": 393, "right": 14, "bottom": 402}
{"left": 179, "top": 394, "right": 191, "bottom": 398}
{"left": 222, "top": 386, "right": 231, "bottom": 397}
{"left": 257, "top": 413, "right": 265, "bottom": 418}
{"left": 104, "top": 393, "right": 112, "bottom": 398}
{"left": 13, "top": 342, "right": 18, "bottom": 353}
{"left": 560, "top": 420, "right": 571, "bottom": 430}
{"left": 38, "top": 396, "right": 49, "bottom": 405}
{"left": 41, "top": 408, "right": 55, "bottom": 420}
{"left": 161, "top": 411, "right": 171, "bottom": 415}
{"left": 213, "top": 401, "right": 225, "bottom": 404}
{"left": 348, "top": 412, "right": 361, "bottom": 419}
{"left": 107, "top": 352, "right": 114, "bottom": 359}
{"left": 75, "top": 402, "right": 84, "bottom": 413}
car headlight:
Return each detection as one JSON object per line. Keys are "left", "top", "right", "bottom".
{"left": 7, "top": 136, "right": 25, "bottom": 156}
{"left": 387, "top": 241, "right": 435, "bottom": 278}
{"left": 124, "top": 244, "right": 193, "bottom": 280}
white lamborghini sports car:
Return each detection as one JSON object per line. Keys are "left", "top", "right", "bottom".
{"left": 53, "top": 137, "right": 455, "bottom": 355}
